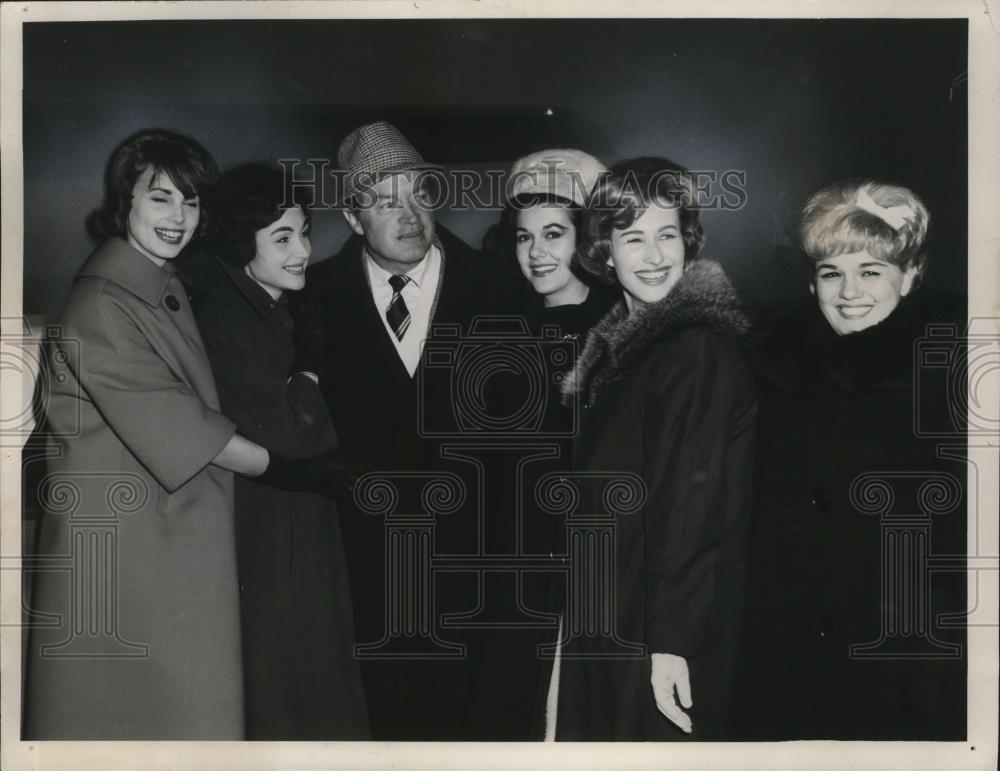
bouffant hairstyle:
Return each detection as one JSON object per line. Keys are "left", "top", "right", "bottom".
{"left": 578, "top": 156, "right": 705, "bottom": 284}
{"left": 85, "top": 128, "right": 219, "bottom": 244}
{"left": 208, "top": 162, "right": 312, "bottom": 268}
{"left": 799, "top": 179, "right": 929, "bottom": 284}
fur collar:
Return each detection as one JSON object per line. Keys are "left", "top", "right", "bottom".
{"left": 752, "top": 290, "right": 966, "bottom": 395}
{"left": 562, "top": 259, "right": 752, "bottom": 406}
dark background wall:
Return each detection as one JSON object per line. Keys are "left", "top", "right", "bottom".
{"left": 22, "top": 19, "right": 967, "bottom": 315}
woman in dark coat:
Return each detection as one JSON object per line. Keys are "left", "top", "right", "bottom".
{"left": 23, "top": 130, "right": 336, "bottom": 740}
{"left": 553, "top": 157, "right": 758, "bottom": 741}
{"left": 731, "top": 180, "right": 966, "bottom": 740}
{"left": 464, "top": 149, "right": 617, "bottom": 740}
{"left": 194, "top": 163, "right": 368, "bottom": 740}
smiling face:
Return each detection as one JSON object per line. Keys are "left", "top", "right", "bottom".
{"left": 608, "top": 202, "right": 686, "bottom": 313}
{"left": 126, "top": 167, "right": 200, "bottom": 266}
{"left": 244, "top": 206, "right": 311, "bottom": 300}
{"left": 515, "top": 203, "right": 588, "bottom": 307}
{"left": 344, "top": 172, "right": 435, "bottom": 273}
{"left": 811, "top": 250, "right": 916, "bottom": 335}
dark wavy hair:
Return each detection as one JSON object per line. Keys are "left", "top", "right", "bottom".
{"left": 495, "top": 192, "right": 599, "bottom": 288}
{"left": 85, "top": 128, "right": 219, "bottom": 245}
{"left": 578, "top": 156, "right": 705, "bottom": 284}
{"left": 208, "top": 162, "right": 313, "bottom": 268}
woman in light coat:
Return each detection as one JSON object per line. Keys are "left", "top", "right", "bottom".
{"left": 23, "top": 129, "right": 340, "bottom": 740}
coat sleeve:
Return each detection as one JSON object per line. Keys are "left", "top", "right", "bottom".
{"left": 59, "top": 282, "right": 236, "bottom": 493}
{"left": 198, "top": 303, "right": 338, "bottom": 459}
{"left": 640, "top": 328, "right": 756, "bottom": 658}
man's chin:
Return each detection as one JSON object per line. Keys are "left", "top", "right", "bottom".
{"left": 394, "top": 238, "right": 432, "bottom": 260}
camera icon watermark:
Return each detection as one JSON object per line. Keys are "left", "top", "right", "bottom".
{"left": 0, "top": 317, "right": 81, "bottom": 448}
{"left": 911, "top": 316, "right": 1000, "bottom": 634}
{"left": 417, "top": 316, "right": 579, "bottom": 439}
{"left": 914, "top": 317, "right": 1000, "bottom": 438}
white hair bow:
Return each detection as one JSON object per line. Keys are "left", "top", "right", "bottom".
{"left": 855, "top": 187, "right": 914, "bottom": 230}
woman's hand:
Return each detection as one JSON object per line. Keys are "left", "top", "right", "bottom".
{"left": 650, "top": 652, "right": 693, "bottom": 734}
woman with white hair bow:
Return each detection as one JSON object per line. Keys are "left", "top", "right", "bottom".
{"left": 731, "top": 179, "right": 967, "bottom": 740}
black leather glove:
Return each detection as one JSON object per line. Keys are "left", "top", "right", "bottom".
{"left": 328, "top": 460, "right": 374, "bottom": 497}
{"left": 254, "top": 450, "right": 373, "bottom": 499}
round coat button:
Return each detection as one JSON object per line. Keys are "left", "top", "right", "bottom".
{"left": 165, "top": 295, "right": 181, "bottom": 311}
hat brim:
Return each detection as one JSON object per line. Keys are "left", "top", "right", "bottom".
{"left": 340, "top": 161, "right": 446, "bottom": 207}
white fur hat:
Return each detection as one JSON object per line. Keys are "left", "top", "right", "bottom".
{"left": 506, "top": 148, "right": 607, "bottom": 207}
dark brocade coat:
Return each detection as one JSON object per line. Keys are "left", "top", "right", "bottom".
{"left": 730, "top": 292, "right": 967, "bottom": 741}
{"left": 290, "top": 226, "right": 520, "bottom": 740}
{"left": 23, "top": 238, "right": 243, "bottom": 739}
{"left": 555, "top": 260, "right": 758, "bottom": 741}
{"left": 195, "top": 255, "right": 368, "bottom": 740}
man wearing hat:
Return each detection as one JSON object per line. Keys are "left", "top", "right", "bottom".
{"left": 291, "top": 121, "right": 518, "bottom": 740}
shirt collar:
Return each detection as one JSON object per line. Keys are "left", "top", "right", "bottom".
{"left": 76, "top": 237, "right": 177, "bottom": 307}
{"left": 364, "top": 237, "right": 442, "bottom": 289}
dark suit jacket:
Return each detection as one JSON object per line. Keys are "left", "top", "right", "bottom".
{"left": 290, "top": 225, "right": 520, "bottom": 740}
{"left": 293, "top": 226, "right": 515, "bottom": 464}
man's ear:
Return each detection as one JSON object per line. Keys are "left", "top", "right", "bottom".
{"left": 808, "top": 282, "right": 816, "bottom": 296}
{"left": 343, "top": 208, "right": 364, "bottom": 237}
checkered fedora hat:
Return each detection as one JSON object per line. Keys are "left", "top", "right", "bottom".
{"left": 337, "top": 121, "right": 442, "bottom": 205}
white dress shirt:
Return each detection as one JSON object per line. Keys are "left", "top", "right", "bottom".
{"left": 365, "top": 243, "right": 442, "bottom": 377}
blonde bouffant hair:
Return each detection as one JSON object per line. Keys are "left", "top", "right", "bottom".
{"left": 799, "top": 179, "right": 930, "bottom": 285}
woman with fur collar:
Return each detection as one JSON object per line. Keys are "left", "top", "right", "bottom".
{"left": 731, "top": 181, "right": 966, "bottom": 739}
{"left": 551, "top": 157, "right": 757, "bottom": 740}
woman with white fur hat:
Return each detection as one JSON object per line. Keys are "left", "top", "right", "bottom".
{"left": 464, "top": 149, "right": 614, "bottom": 739}
{"left": 492, "top": 148, "right": 618, "bottom": 342}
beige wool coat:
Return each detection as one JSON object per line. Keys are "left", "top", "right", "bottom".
{"left": 23, "top": 237, "right": 244, "bottom": 739}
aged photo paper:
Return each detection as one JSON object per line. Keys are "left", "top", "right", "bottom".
{"left": 2, "top": 1, "right": 997, "bottom": 769}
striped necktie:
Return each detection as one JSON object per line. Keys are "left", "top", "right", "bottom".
{"left": 386, "top": 273, "right": 411, "bottom": 340}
